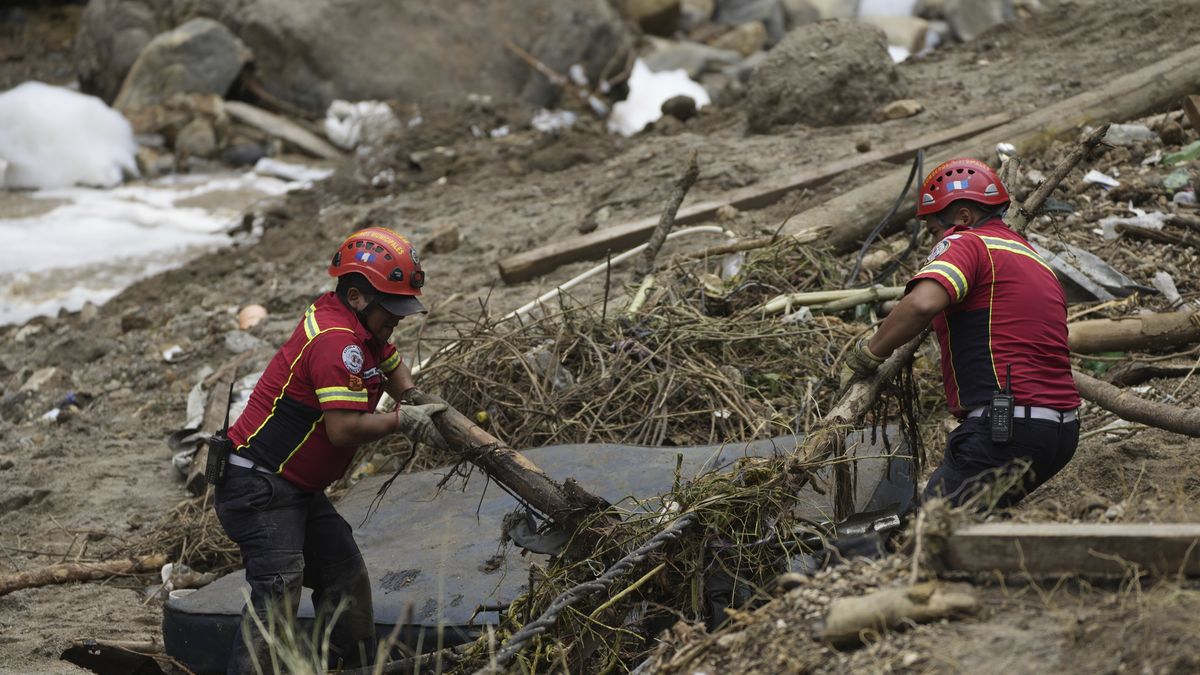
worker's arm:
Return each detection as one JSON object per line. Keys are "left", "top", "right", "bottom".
{"left": 324, "top": 408, "right": 401, "bottom": 447}
{"left": 866, "top": 279, "right": 951, "bottom": 359}
{"left": 383, "top": 359, "right": 417, "bottom": 401}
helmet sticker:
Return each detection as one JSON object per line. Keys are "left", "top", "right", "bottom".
{"left": 925, "top": 239, "right": 952, "bottom": 264}
{"left": 922, "top": 193, "right": 935, "bottom": 205}
{"left": 342, "top": 345, "right": 364, "bottom": 374}
{"left": 409, "top": 247, "right": 420, "bottom": 265}
{"left": 356, "top": 251, "right": 375, "bottom": 263}
{"left": 984, "top": 184, "right": 999, "bottom": 196}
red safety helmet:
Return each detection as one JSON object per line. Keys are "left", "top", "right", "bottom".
{"left": 328, "top": 226, "right": 426, "bottom": 317}
{"left": 916, "top": 158, "right": 1010, "bottom": 217}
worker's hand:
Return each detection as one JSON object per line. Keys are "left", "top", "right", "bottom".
{"left": 840, "top": 338, "right": 887, "bottom": 388}
{"left": 395, "top": 403, "right": 449, "bottom": 449}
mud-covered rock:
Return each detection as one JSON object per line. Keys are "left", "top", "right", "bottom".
{"left": 710, "top": 21, "right": 768, "bottom": 56}
{"left": 622, "top": 0, "right": 681, "bottom": 36}
{"left": 174, "top": 117, "right": 217, "bottom": 158}
{"left": 112, "top": 18, "right": 249, "bottom": 112}
{"left": 77, "top": 0, "right": 634, "bottom": 113}
{"left": 662, "top": 94, "right": 698, "bottom": 121}
{"left": 745, "top": 20, "right": 904, "bottom": 132}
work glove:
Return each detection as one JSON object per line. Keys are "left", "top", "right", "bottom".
{"left": 395, "top": 403, "right": 449, "bottom": 449}
{"left": 839, "top": 338, "right": 887, "bottom": 388}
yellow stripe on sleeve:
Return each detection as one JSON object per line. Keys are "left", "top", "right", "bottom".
{"left": 380, "top": 351, "right": 402, "bottom": 372}
{"left": 917, "top": 260, "right": 968, "bottom": 301}
{"left": 315, "top": 386, "right": 370, "bottom": 404}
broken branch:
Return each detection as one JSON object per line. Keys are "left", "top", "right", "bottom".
{"left": 1073, "top": 369, "right": 1200, "bottom": 437}
{"left": 1006, "top": 123, "right": 1110, "bottom": 235}
{"left": 0, "top": 554, "right": 168, "bottom": 597}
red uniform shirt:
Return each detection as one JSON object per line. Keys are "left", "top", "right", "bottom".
{"left": 909, "top": 219, "right": 1080, "bottom": 416}
{"left": 229, "top": 292, "right": 403, "bottom": 491}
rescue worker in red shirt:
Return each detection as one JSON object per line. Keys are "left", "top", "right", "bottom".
{"left": 846, "top": 158, "right": 1081, "bottom": 509}
{"left": 215, "top": 226, "right": 447, "bottom": 673}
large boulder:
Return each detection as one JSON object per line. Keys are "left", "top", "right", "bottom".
{"left": 75, "top": 0, "right": 634, "bottom": 113}
{"left": 113, "top": 18, "right": 251, "bottom": 111}
{"left": 745, "top": 19, "right": 904, "bottom": 133}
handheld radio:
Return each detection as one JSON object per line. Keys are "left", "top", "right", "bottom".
{"left": 990, "top": 364, "right": 1014, "bottom": 443}
{"left": 204, "top": 382, "right": 236, "bottom": 486}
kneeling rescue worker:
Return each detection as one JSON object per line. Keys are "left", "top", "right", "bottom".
{"left": 214, "top": 226, "right": 448, "bottom": 673}
{"left": 845, "top": 159, "right": 1081, "bottom": 509}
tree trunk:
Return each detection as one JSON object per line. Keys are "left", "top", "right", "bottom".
{"left": 1068, "top": 309, "right": 1200, "bottom": 354}
{"left": 782, "top": 43, "right": 1200, "bottom": 250}
{"left": 1073, "top": 370, "right": 1200, "bottom": 437}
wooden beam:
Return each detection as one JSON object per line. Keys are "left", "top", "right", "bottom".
{"left": 497, "top": 113, "right": 1014, "bottom": 284}
{"left": 942, "top": 523, "right": 1200, "bottom": 577}
{"left": 1068, "top": 309, "right": 1200, "bottom": 354}
{"left": 783, "top": 43, "right": 1200, "bottom": 251}
{"left": 224, "top": 101, "right": 343, "bottom": 161}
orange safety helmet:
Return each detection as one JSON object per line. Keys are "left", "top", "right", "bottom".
{"left": 916, "top": 158, "right": 1010, "bottom": 217}
{"left": 328, "top": 226, "right": 426, "bottom": 316}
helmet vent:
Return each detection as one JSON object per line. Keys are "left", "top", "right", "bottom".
{"left": 388, "top": 268, "right": 404, "bottom": 282}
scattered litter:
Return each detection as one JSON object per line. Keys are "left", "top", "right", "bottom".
{"left": 531, "top": 109, "right": 578, "bottom": 133}
{"left": 1025, "top": 169, "right": 1046, "bottom": 185}
{"left": 1142, "top": 149, "right": 1163, "bottom": 166}
{"left": 324, "top": 99, "right": 401, "bottom": 150}
{"left": 608, "top": 59, "right": 711, "bottom": 136}
{"left": 489, "top": 126, "right": 510, "bottom": 139}
{"left": 162, "top": 345, "right": 186, "bottom": 363}
{"left": 522, "top": 344, "right": 575, "bottom": 391}
{"left": 223, "top": 330, "right": 264, "bottom": 354}
{"left": 1164, "top": 167, "right": 1191, "bottom": 191}
{"left": 1152, "top": 272, "right": 1186, "bottom": 310}
{"left": 39, "top": 408, "right": 61, "bottom": 424}
{"left": 1103, "top": 123, "right": 1157, "bottom": 146}
{"left": 1082, "top": 169, "right": 1120, "bottom": 188}
{"left": 1164, "top": 140, "right": 1200, "bottom": 167}
{"left": 1174, "top": 190, "right": 1197, "bottom": 206}
{"left": 1097, "top": 208, "right": 1166, "bottom": 239}
{"left": 996, "top": 142, "right": 1017, "bottom": 162}
{"left": 780, "top": 307, "right": 814, "bottom": 324}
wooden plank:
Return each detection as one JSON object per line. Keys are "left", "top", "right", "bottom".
{"left": 497, "top": 112, "right": 1015, "bottom": 284}
{"left": 224, "top": 100, "right": 343, "bottom": 161}
{"left": 943, "top": 523, "right": 1200, "bottom": 578}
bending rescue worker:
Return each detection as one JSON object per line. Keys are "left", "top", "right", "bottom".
{"left": 214, "top": 226, "right": 447, "bottom": 673}
{"left": 846, "top": 158, "right": 1081, "bottom": 509}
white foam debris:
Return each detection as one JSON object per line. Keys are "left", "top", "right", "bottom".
{"left": 608, "top": 59, "right": 711, "bottom": 137}
{"left": 0, "top": 81, "right": 138, "bottom": 189}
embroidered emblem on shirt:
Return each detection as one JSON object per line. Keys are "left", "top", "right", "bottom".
{"left": 925, "top": 238, "right": 952, "bottom": 264}
{"left": 342, "top": 345, "right": 364, "bottom": 374}
{"left": 348, "top": 375, "right": 364, "bottom": 391}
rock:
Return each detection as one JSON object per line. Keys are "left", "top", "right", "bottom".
{"left": 221, "top": 141, "right": 267, "bottom": 167}
{"left": 644, "top": 42, "right": 743, "bottom": 78}
{"left": 661, "top": 95, "right": 698, "bottom": 121}
{"left": 0, "top": 458, "right": 13, "bottom": 471}
{"left": 746, "top": 20, "right": 904, "bottom": 132}
{"left": 423, "top": 222, "right": 461, "bottom": 254}
{"left": 1160, "top": 121, "right": 1185, "bottom": 147}
{"left": 680, "top": 0, "right": 716, "bottom": 30}
{"left": 173, "top": 117, "right": 217, "bottom": 158}
{"left": 237, "top": 304, "right": 268, "bottom": 330}
{"left": 714, "top": 0, "right": 786, "bottom": 44}
{"left": 20, "top": 367, "right": 64, "bottom": 394}
{"left": 13, "top": 323, "right": 42, "bottom": 343}
{"left": 224, "top": 330, "right": 264, "bottom": 355}
{"left": 875, "top": 98, "right": 924, "bottom": 121}
{"left": 806, "top": 0, "right": 860, "bottom": 20}
{"left": 622, "top": 0, "right": 681, "bottom": 36}
{"left": 716, "top": 204, "right": 739, "bottom": 221}
{"left": 859, "top": 15, "right": 930, "bottom": 53}
{"left": 943, "top": 0, "right": 1013, "bottom": 42}
{"left": 856, "top": 138, "right": 872, "bottom": 152}
{"left": 114, "top": 18, "right": 251, "bottom": 112}
{"left": 120, "top": 308, "right": 153, "bottom": 333}
{"left": 915, "top": 0, "right": 946, "bottom": 19}
{"left": 780, "top": 0, "right": 820, "bottom": 26}
{"left": 726, "top": 49, "right": 769, "bottom": 84}
{"left": 80, "top": 1, "right": 633, "bottom": 113}
{"left": 136, "top": 145, "right": 174, "bottom": 177}
{"left": 709, "top": 21, "right": 768, "bottom": 56}
{"left": 79, "top": 302, "right": 100, "bottom": 323}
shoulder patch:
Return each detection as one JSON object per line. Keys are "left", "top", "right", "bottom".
{"left": 342, "top": 345, "right": 364, "bottom": 374}
{"left": 925, "top": 238, "right": 952, "bottom": 264}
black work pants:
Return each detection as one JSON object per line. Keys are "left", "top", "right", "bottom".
{"left": 923, "top": 416, "right": 1079, "bottom": 510}
{"left": 215, "top": 466, "right": 376, "bottom": 674}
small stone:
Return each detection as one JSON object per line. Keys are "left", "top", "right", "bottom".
{"left": 661, "top": 95, "right": 698, "bottom": 122}
{"left": 224, "top": 330, "right": 264, "bottom": 354}
{"left": 716, "top": 204, "right": 739, "bottom": 221}
{"left": 174, "top": 117, "right": 217, "bottom": 158}
{"left": 902, "top": 651, "right": 921, "bottom": 667}
{"left": 0, "top": 458, "right": 13, "bottom": 470}
{"left": 1159, "top": 121, "right": 1185, "bottom": 147}
{"left": 237, "top": 304, "right": 269, "bottom": 330}
{"left": 20, "top": 367, "right": 62, "bottom": 394}
{"left": 855, "top": 138, "right": 872, "bottom": 153}
{"left": 875, "top": 99, "right": 925, "bottom": 122}
{"left": 79, "top": 302, "right": 99, "bottom": 323}
{"left": 424, "top": 222, "right": 461, "bottom": 254}
{"left": 709, "top": 21, "right": 768, "bottom": 57}
{"left": 120, "top": 308, "right": 153, "bottom": 333}
{"left": 622, "top": 0, "right": 681, "bottom": 36}
{"left": 13, "top": 324, "right": 42, "bottom": 343}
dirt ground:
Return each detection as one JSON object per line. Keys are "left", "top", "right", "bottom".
{"left": 3, "top": 0, "right": 1200, "bottom": 672}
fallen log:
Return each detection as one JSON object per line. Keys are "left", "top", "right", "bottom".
{"left": 1073, "top": 370, "right": 1200, "bottom": 437}
{"left": 0, "top": 553, "right": 168, "bottom": 597}
{"left": 224, "top": 100, "right": 343, "bottom": 161}
{"left": 820, "top": 582, "right": 979, "bottom": 648}
{"left": 497, "top": 113, "right": 1014, "bottom": 283}
{"left": 940, "top": 522, "right": 1200, "bottom": 577}
{"left": 408, "top": 389, "right": 610, "bottom": 539}
{"left": 1068, "top": 309, "right": 1200, "bottom": 354}
{"left": 783, "top": 44, "right": 1200, "bottom": 250}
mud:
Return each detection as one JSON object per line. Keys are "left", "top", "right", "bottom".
{"left": 3, "top": 0, "right": 1200, "bottom": 672}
